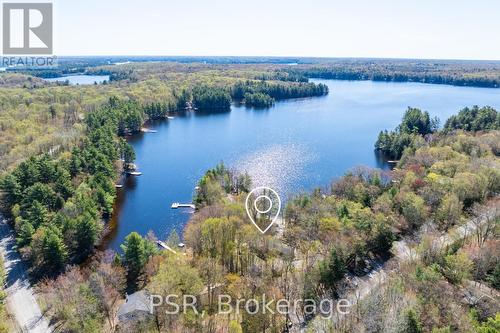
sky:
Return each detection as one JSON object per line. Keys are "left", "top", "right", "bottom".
{"left": 53, "top": 0, "right": 500, "bottom": 60}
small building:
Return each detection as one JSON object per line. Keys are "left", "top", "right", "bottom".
{"left": 117, "top": 290, "right": 154, "bottom": 324}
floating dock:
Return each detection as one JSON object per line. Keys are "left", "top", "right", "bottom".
{"left": 156, "top": 241, "right": 177, "bottom": 254}
{"left": 141, "top": 128, "right": 158, "bottom": 133}
{"left": 171, "top": 202, "right": 196, "bottom": 209}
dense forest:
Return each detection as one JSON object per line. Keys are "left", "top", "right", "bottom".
{"left": 28, "top": 107, "right": 499, "bottom": 332}
{"left": 0, "top": 63, "right": 332, "bottom": 172}
{"left": 0, "top": 98, "right": 142, "bottom": 276}
{"left": 243, "top": 92, "right": 275, "bottom": 107}
{"left": 375, "top": 106, "right": 499, "bottom": 160}
{"left": 0, "top": 60, "right": 499, "bottom": 332}
{"left": 444, "top": 106, "right": 500, "bottom": 132}
{"left": 232, "top": 80, "right": 328, "bottom": 108}
{"left": 10, "top": 57, "right": 500, "bottom": 89}
{"left": 282, "top": 59, "right": 500, "bottom": 88}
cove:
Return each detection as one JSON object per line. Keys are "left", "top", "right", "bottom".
{"left": 103, "top": 79, "right": 500, "bottom": 251}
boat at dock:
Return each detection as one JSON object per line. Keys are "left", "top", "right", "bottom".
{"left": 171, "top": 202, "right": 195, "bottom": 209}
{"left": 126, "top": 171, "right": 142, "bottom": 176}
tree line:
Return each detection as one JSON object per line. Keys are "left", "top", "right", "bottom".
{"left": 282, "top": 60, "right": 500, "bottom": 88}
{"left": 110, "top": 107, "right": 499, "bottom": 331}
{"left": 0, "top": 97, "right": 138, "bottom": 276}
{"left": 232, "top": 80, "right": 328, "bottom": 108}
{"left": 30, "top": 106, "right": 500, "bottom": 332}
{"left": 444, "top": 105, "right": 500, "bottom": 132}
{"left": 375, "top": 106, "right": 499, "bottom": 160}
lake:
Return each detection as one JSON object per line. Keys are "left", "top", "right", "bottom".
{"left": 103, "top": 79, "right": 500, "bottom": 251}
{"left": 44, "top": 74, "right": 109, "bottom": 85}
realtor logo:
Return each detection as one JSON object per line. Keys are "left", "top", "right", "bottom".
{"left": 3, "top": 2, "right": 53, "bottom": 54}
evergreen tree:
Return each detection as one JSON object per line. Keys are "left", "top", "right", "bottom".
{"left": 402, "top": 309, "right": 422, "bottom": 333}
{"left": 121, "top": 232, "right": 148, "bottom": 284}
{"left": 75, "top": 214, "right": 100, "bottom": 260}
{"left": 319, "top": 248, "right": 347, "bottom": 292}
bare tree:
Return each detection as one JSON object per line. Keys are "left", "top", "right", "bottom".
{"left": 471, "top": 201, "right": 499, "bottom": 248}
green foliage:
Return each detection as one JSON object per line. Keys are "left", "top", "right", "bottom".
{"left": 144, "top": 101, "right": 171, "bottom": 119}
{"left": 0, "top": 97, "right": 142, "bottom": 276}
{"left": 192, "top": 85, "right": 231, "bottom": 110}
{"left": 31, "top": 226, "right": 68, "bottom": 275}
{"left": 398, "top": 191, "right": 427, "bottom": 228}
{"left": 319, "top": 247, "right": 347, "bottom": 293}
{"left": 487, "top": 263, "right": 500, "bottom": 289}
{"left": 243, "top": 92, "right": 274, "bottom": 107}
{"left": 375, "top": 130, "right": 417, "bottom": 160}
{"left": 119, "top": 138, "right": 136, "bottom": 166}
{"left": 121, "top": 232, "right": 157, "bottom": 287}
{"left": 402, "top": 309, "right": 423, "bottom": 333}
{"left": 232, "top": 80, "right": 328, "bottom": 101}
{"left": 228, "top": 320, "right": 243, "bottom": 333}
{"left": 441, "top": 253, "right": 473, "bottom": 284}
{"left": 283, "top": 60, "right": 500, "bottom": 88}
{"left": 194, "top": 162, "right": 249, "bottom": 206}
{"left": 148, "top": 254, "right": 204, "bottom": 296}
{"left": 75, "top": 213, "right": 101, "bottom": 259}
{"left": 473, "top": 314, "right": 500, "bottom": 333}
{"left": 0, "top": 174, "right": 21, "bottom": 209}
{"left": 399, "top": 107, "right": 436, "bottom": 135}
{"left": 435, "top": 193, "right": 462, "bottom": 229}
{"left": 1, "top": 62, "right": 499, "bottom": 332}
{"left": 146, "top": 254, "right": 204, "bottom": 331}
{"left": 444, "top": 106, "right": 499, "bottom": 132}
{"left": 375, "top": 107, "right": 437, "bottom": 159}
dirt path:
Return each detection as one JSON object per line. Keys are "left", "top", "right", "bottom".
{"left": 0, "top": 216, "right": 51, "bottom": 333}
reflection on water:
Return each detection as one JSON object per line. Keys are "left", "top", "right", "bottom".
{"left": 99, "top": 175, "right": 137, "bottom": 250}
{"left": 236, "top": 144, "right": 315, "bottom": 196}
{"left": 105, "top": 79, "right": 500, "bottom": 251}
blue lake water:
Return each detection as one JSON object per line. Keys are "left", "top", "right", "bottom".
{"left": 104, "top": 79, "right": 500, "bottom": 251}
{"left": 44, "top": 74, "right": 109, "bottom": 85}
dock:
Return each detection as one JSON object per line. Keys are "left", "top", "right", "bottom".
{"left": 171, "top": 202, "right": 195, "bottom": 209}
{"left": 156, "top": 241, "right": 177, "bottom": 254}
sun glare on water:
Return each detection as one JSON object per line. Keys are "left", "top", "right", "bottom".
{"left": 236, "top": 144, "right": 315, "bottom": 197}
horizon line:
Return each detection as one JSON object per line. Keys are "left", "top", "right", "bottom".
{"left": 52, "top": 54, "right": 500, "bottom": 63}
